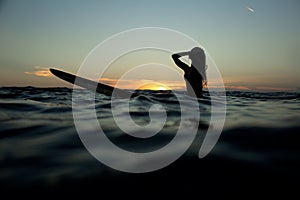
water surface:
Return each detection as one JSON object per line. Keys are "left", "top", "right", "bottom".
{"left": 0, "top": 87, "right": 299, "bottom": 196}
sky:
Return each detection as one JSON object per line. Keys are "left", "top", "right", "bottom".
{"left": 0, "top": 0, "right": 299, "bottom": 91}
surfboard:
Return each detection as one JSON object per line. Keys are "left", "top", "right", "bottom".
{"left": 49, "top": 68, "right": 135, "bottom": 98}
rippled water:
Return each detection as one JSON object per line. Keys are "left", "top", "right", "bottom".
{"left": 0, "top": 87, "right": 299, "bottom": 196}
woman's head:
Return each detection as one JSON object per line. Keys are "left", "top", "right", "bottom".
{"left": 189, "top": 47, "right": 205, "bottom": 65}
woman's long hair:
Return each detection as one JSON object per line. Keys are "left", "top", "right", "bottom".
{"left": 190, "top": 47, "right": 207, "bottom": 87}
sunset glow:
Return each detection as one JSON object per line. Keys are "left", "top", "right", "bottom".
{"left": 25, "top": 66, "right": 53, "bottom": 77}
{"left": 137, "top": 83, "right": 171, "bottom": 90}
{"left": 99, "top": 78, "right": 184, "bottom": 90}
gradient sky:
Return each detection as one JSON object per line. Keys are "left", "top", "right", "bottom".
{"left": 0, "top": 0, "right": 299, "bottom": 91}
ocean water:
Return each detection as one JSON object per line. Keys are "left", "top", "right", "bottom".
{"left": 0, "top": 86, "right": 299, "bottom": 196}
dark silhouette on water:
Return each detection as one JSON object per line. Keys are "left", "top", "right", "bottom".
{"left": 49, "top": 68, "right": 136, "bottom": 98}
{"left": 172, "top": 47, "right": 207, "bottom": 98}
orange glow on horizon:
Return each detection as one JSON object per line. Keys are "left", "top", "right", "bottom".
{"left": 222, "top": 76, "right": 297, "bottom": 91}
{"left": 99, "top": 77, "right": 184, "bottom": 90}
{"left": 23, "top": 70, "right": 295, "bottom": 92}
{"left": 98, "top": 77, "right": 295, "bottom": 91}
{"left": 137, "top": 83, "right": 171, "bottom": 90}
{"left": 25, "top": 66, "right": 53, "bottom": 77}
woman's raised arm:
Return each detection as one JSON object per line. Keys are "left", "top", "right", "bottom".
{"left": 171, "top": 51, "right": 190, "bottom": 72}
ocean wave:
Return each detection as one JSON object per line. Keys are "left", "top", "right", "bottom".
{"left": 0, "top": 87, "right": 299, "bottom": 195}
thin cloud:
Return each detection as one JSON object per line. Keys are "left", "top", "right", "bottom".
{"left": 225, "top": 85, "right": 252, "bottom": 91}
{"left": 218, "top": 77, "right": 295, "bottom": 91}
{"left": 225, "top": 85, "right": 294, "bottom": 91}
{"left": 25, "top": 66, "right": 53, "bottom": 77}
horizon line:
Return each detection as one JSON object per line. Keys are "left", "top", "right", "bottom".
{"left": 0, "top": 85, "right": 298, "bottom": 92}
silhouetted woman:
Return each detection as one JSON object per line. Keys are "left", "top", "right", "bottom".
{"left": 172, "top": 47, "right": 207, "bottom": 98}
